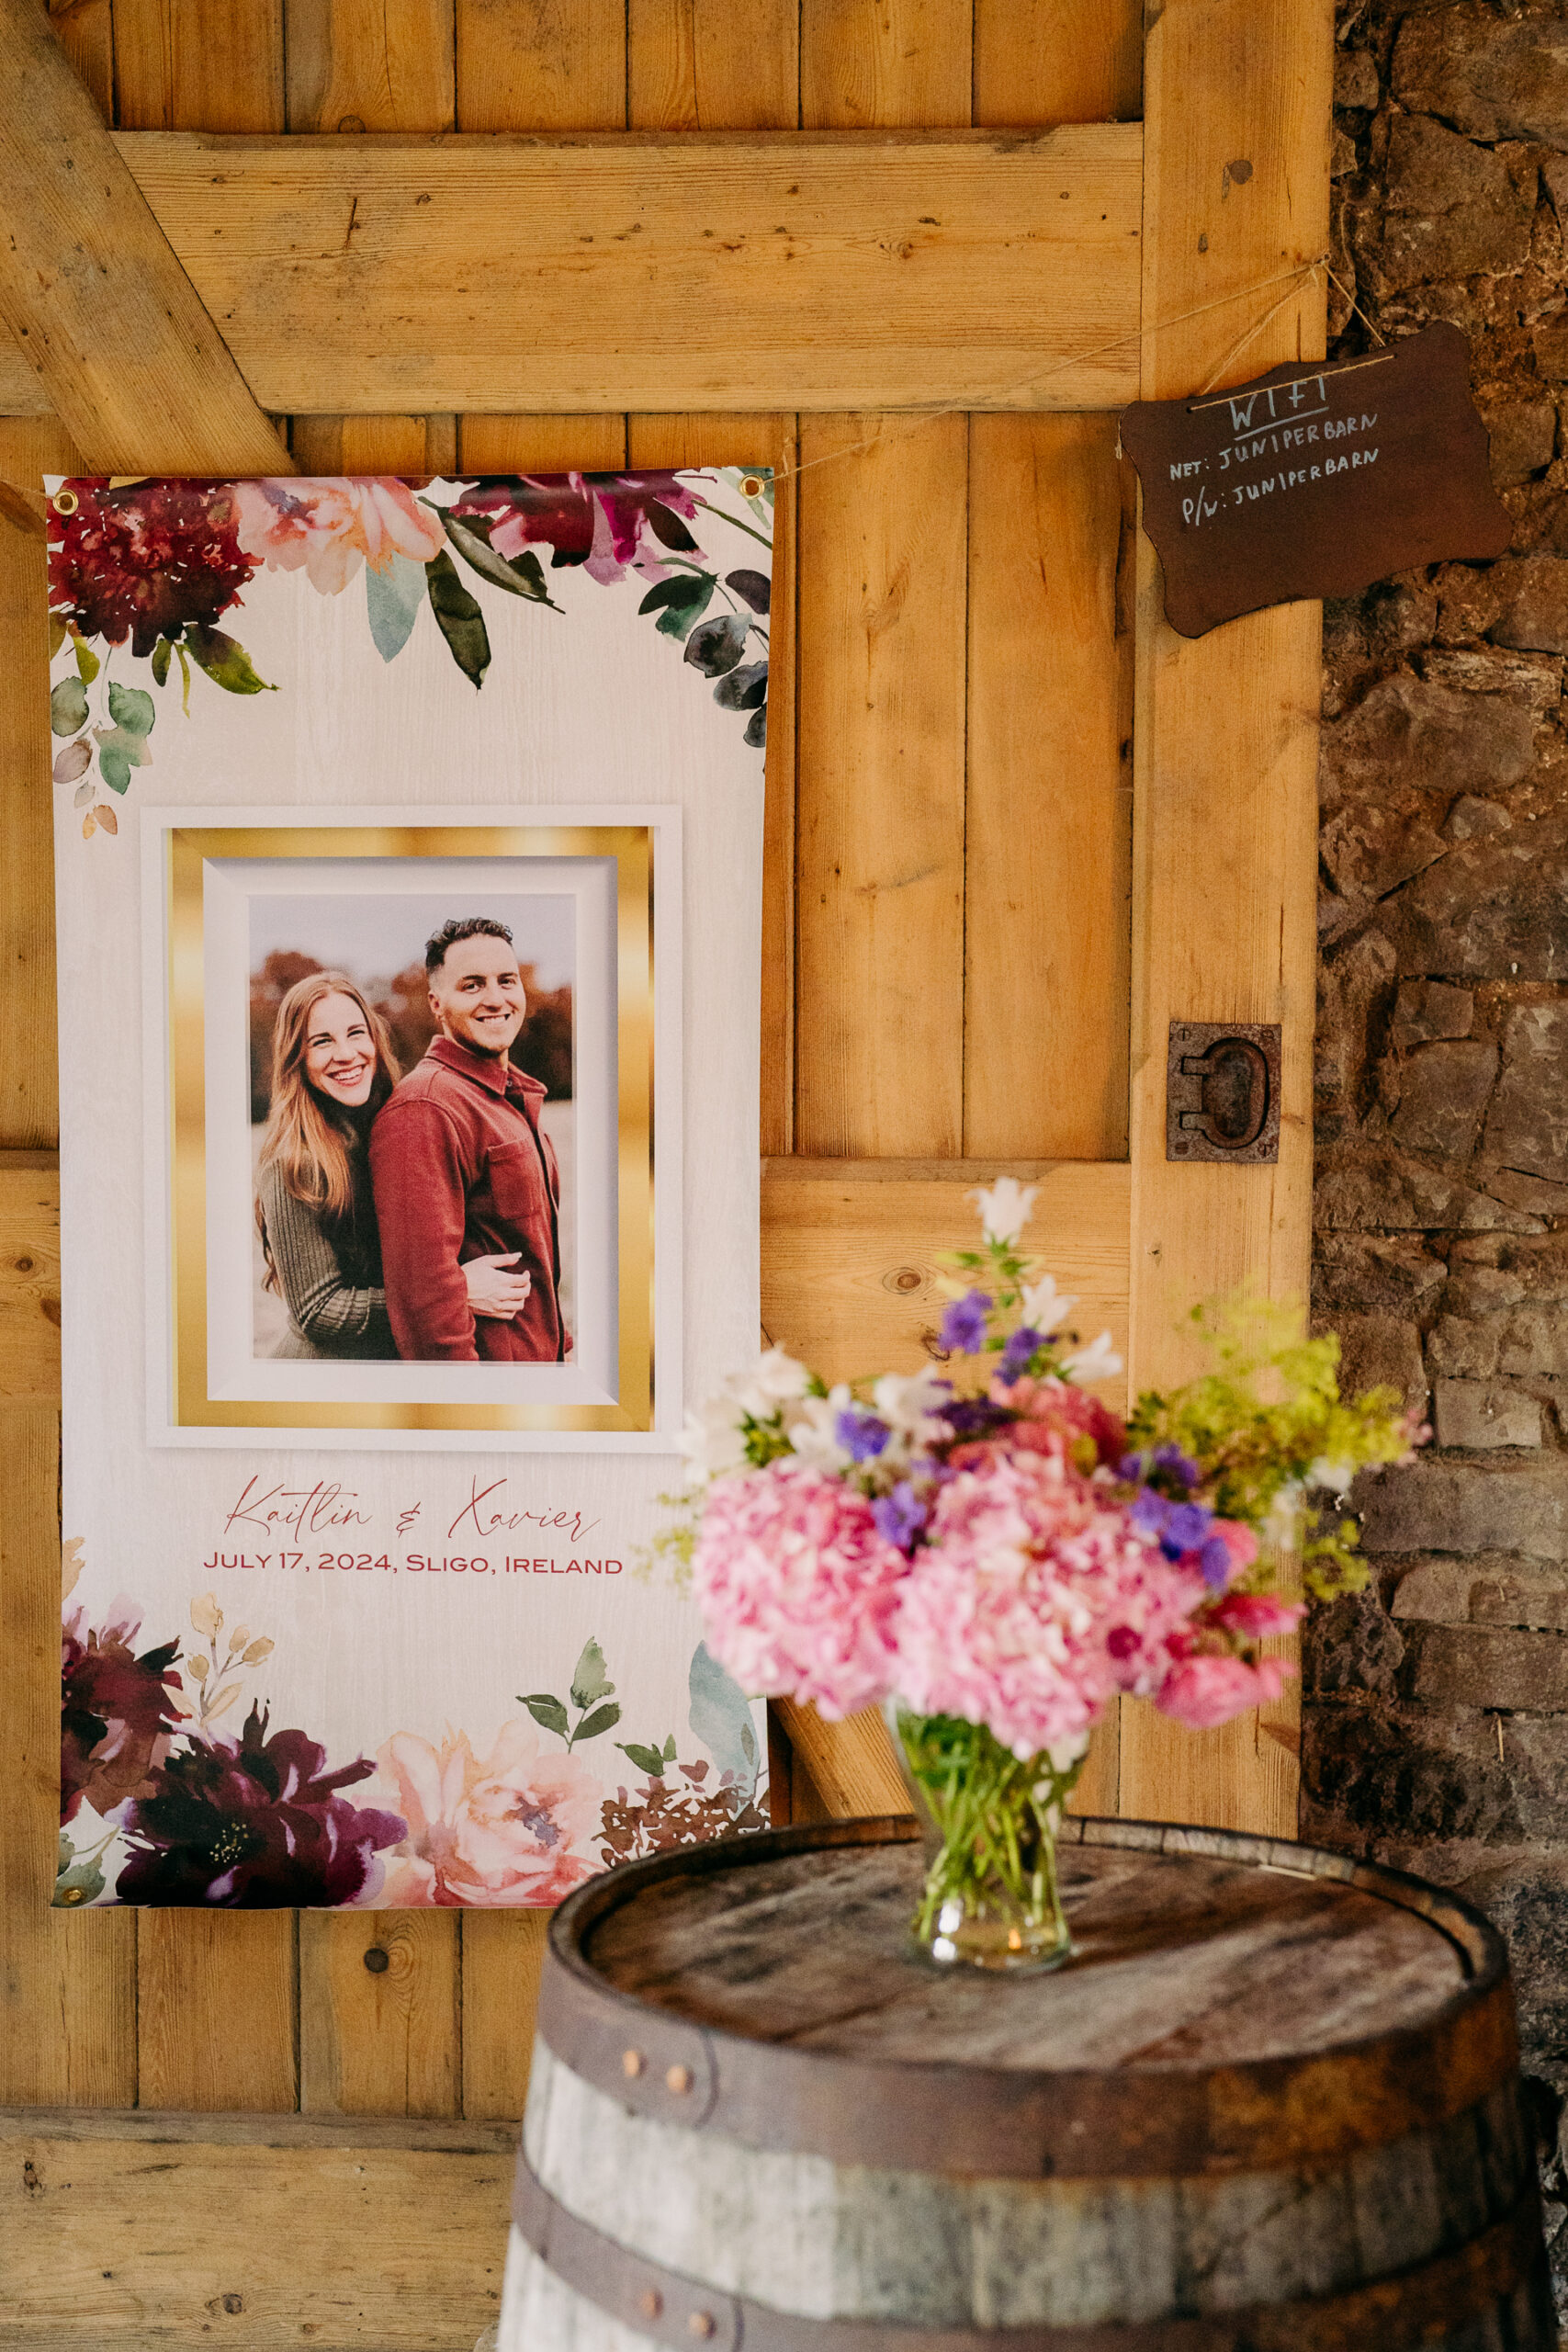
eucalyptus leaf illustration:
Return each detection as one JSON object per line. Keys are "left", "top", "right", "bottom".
{"left": 570, "top": 1636, "right": 615, "bottom": 1712}
{"left": 93, "top": 801, "right": 118, "bottom": 835}
{"left": 713, "top": 659, "right": 768, "bottom": 712}
{"left": 53, "top": 738, "right": 91, "bottom": 785}
{"left": 744, "top": 706, "right": 767, "bottom": 751}
{"left": 684, "top": 613, "right": 750, "bottom": 678}
{"left": 688, "top": 1643, "right": 760, "bottom": 1799}
{"left": 645, "top": 500, "right": 699, "bottom": 553}
{"left": 366, "top": 551, "right": 429, "bottom": 662}
{"left": 725, "top": 568, "right": 771, "bottom": 615}
{"left": 426, "top": 548, "right": 491, "bottom": 687}
{"left": 50, "top": 676, "right": 87, "bottom": 737}
{"left": 570, "top": 1702, "right": 622, "bottom": 1746}
{"left": 151, "top": 638, "right": 173, "bottom": 688}
{"left": 72, "top": 630, "right": 100, "bottom": 684}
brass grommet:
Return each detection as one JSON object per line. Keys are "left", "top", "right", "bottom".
{"left": 52, "top": 489, "right": 78, "bottom": 516}
{"left": 666, "top": 2064, "right": 694, "bottom": 2094}
{"left": 739, "top": 476, "right": 763, "bottom": 498}
{"left": 622, "top": 2048, "right": 645, "bottom": 2078}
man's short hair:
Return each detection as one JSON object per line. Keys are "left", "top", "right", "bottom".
{"left": 425, "top": 916, "right": 515, "bottom": 974}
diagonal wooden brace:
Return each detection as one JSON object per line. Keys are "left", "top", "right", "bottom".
{"left": 0, "top": 0, "right": 292, "bottom": 475}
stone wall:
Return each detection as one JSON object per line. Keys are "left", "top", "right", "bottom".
{"left": 1309, "top": 0, "right": 1568, "bottom": 2312}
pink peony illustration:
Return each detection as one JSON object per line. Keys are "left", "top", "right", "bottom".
{"left": 449, "top": 472, "right": 704, "bottom": 586}
{"left": 373, "top": 1721, "right": 602, "bottom": 1906}
{"left": 692, "top": 1460, "right": 908, "bottom": 1720}
{"left": 232, "top": 477, "right": 444, "bottom": 594}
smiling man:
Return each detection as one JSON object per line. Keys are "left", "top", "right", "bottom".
{"left": 369, "top": 918, "right": 566, "bottom": 1363}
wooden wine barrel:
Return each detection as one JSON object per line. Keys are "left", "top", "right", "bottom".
{"left": 500, "top": 1815, "right": 1554, "bottom": 2351}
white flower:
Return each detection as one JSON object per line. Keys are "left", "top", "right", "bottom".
{"left": 872, "top": 1369, "right": 950, "bottom": 1435}
{"left": 1059, "top": 1330, "right": 1123, "bottom": 1383}
{"left": 732, "top": 1347, "right": 812, "bottom": 1420}
{"left": 1019, "top": 1273, "right": 1077, "bottom": 1337}
{"left": 676, "top": 1400, "right": 750, "bottom": 1485}
{"left": 970, "top": 1177, "right": 1040, "bottom": 1246}
{"left": 1308, "top": 1454, "right": 1358, "bottom": 1496}
{"left": 1263, "top": 1479, "right": 1304, "bottom": 1554}
{"left": 784, "top": 1385, "right": 854, "bottom": 1470}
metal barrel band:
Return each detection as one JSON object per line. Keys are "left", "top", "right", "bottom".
{"left": 540, "top": 1817, "right": 1517, "bottom": 2180}
{"left": 512, "top": 2156, "right": 1549, "bottom": 2352}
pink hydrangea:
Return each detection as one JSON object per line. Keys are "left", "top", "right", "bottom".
{"left": 1157, "top": 1652, "right": 1292, "bottom": 1730}
{"left": 987, "top": 1374, "right": 1127, "bottom": 1470}
{"left": 691, "top": 1460, "right": 907, "bottom": 1719}
{"left": 891, "top": 1452, "right": 1205, "bottom": 1758}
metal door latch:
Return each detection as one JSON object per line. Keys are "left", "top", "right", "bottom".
{"left": 1167, "top": 1022, "right": 1281, "bottom": 1164}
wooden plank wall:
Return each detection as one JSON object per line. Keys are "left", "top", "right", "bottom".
{"left": 0, "top": 0, "right": 1145, "bottom": 2124}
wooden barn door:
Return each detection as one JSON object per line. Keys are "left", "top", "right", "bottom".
{"left": 0, "top": 0, "right": 1330, "bottom": 2303}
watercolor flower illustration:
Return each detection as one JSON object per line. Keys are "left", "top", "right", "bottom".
{"left": 116, "top": 1703, "right": 406, "bottom": 1906}
{"left": 48, "top": 467, "right": 773, "bottom": 839}
{"left": 373, "top": 1721, "right": 604, "bottom": 1906}
{"left": 61, "top": 1597, "right": 184, "bottom": 1826}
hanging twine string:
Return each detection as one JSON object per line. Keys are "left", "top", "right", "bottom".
{"left": 777, "top": 252, "right": 1332, "bottom": 485}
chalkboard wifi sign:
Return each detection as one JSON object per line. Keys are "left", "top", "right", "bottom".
{"left": 1119, "top": 321, "right": 1511, "bottom": 639}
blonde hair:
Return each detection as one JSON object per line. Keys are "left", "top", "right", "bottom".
{"left": 256, "top": 971, "right": 400, "bottom": 1222}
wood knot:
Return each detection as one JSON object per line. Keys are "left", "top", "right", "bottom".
{"left": 363, "top": 1946, "right": 389, "bottom": 1974}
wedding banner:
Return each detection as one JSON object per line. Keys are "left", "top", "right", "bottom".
{"left": 49, "top": 468, "right": 773, "bottom": 1909}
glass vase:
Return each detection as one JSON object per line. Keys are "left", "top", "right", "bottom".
{"left": 886, "top": 1704, "right": 1086, "bottom": 1973}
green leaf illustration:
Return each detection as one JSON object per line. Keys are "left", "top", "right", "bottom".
{"left": 616, "top": 1740, "right": 669, "bottom": 1780}
{"left": 570, "top": 1635, "right": 615, "bottom": 1712}
{"left": 439, "top": 511, "right": 559, "bottom": 607}
{"left": 48, "top": 615, "right": 67, "bottom": 662}
{"left": 725, "top": 568, "right": 771, "bottom": 615}
{"left": 51, "top": 676, "right": 87, "bottom": 737}
{"left": 52, "top": 1853, "right": 106, "bottom": 1907}
{"left": 107, "top": 680, "right": 155, "bottom": 737}
{"left": 713, "top": 659, "right": 767, "bottom": 713}
{"left": 689, "top": 1643, "right": 760, "bottom": 1799}
{"left": 367, "top": 551, "right": 429, "bottom": 662}
{"left": 426, "top": 548, "right": 491, "bottom": 687}
{"left": 52, "top": 738, "right": 91, "bottom": 785}
{"left": 744, "top": 705, "right": 767, "bottom": 751}
{"left": 684, "top": 614, "right": 750, "bottom": 678}
{"left": 520, "top": 1691, "right": 570, "bottom": 1741}
{"left": 151, "top": 638, "right": 173, "bottom": 687}
{"left": 637, "top": 572, "right": 715, "bottom": 640}
{"left": 645, "top": 500, "right": 698, "bottom": 554}
{"left": 184, "top": 626, "right": 273, "bottom": 695}
{"left": 73, "top": 629, "right": 100, "bottom": 684}
{"left": 570, "top": 1702, "right": 622, "bottom": 1747}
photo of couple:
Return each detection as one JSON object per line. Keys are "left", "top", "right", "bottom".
{"left": 250, "top": 906, "right": 575, "bottom": 1366}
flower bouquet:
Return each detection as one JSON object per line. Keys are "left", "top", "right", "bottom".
{"left": 673, "top": 1182, "right": 1423, "bottom": 1974}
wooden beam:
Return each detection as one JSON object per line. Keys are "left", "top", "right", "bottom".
{"left": 0, "top": 2106, "right": 513, "bottom": 2350}
{"left": 0, "top": 3, "right": 292, "bottom": 472}
{"left": 0, "top": 125, "right": 1143, "bottom": 419}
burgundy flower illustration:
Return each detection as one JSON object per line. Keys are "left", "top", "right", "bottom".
{"left": 116, "top": 1703, "right": 406, "bottom": 1905}
{"left": 449, "top": 472, "right": 703, "bottom": 584}
{"left": 62, "top": 1599, "right": 184, "bottom": 1826}
{"left": 50, "top": 479, "right": 257, "bottom": 657}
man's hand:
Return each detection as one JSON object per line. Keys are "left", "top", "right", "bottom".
{"left": 463, "top": 1252, "right": 532, "bottom": 1321}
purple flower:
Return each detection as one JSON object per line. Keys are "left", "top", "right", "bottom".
{"left": 1199, "top": 1534, "right": 1235, "bottom": 1591}
{"left": 1130, "top": 1488, "right": 1169, "bottom": 1537}
{"left": 1164, "top": 1501, "right": 1213, "bottom": 1555}
{"left": 938, "top": 1396, "right": 1009, "bottom": 1438}
{"left": 998, "top": 1326, "right": 1045, "bottom": 1381}
{"left": 835, "top": 1408, "right": 890, "bottom": 1463}
{"left": 939, "top": 1291, "right": 992, "bottom": 1355}
{"left": 873, "top": 1481, "right": 926, "bottom": 1553}
{"left": 116, "top": 1703, "right": 405, "bottom": 1906}
{"left": 1153, "top": 1442, "right": 1201, "bottom": 1489}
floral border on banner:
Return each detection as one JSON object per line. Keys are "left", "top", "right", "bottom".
{"left": 59, "top": 1553, "right": 764, "bottom": 1909}
{"left": 46, "top": 470, "right": 775, "bottom": 840}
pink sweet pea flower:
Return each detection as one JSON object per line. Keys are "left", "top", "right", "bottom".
{"left": 1208, "top": 1591, "right": 1303, "bottom": 1639}
{"left": 1156, "top": 1651, "right": 1294, "bottom": 1731}
{"left": 233, "top": 478, "right": 444, "bottom": 594}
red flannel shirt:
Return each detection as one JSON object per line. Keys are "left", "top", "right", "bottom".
{"left": 369, "top": 1036, "right": 564, "bottom": 1363}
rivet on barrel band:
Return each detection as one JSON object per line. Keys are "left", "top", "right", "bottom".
{"left": 623, "top": 2050, "right": 645, "bottom": 2078}
{"left": 666, "top": 2064, "right": 694, "bottom": 2094}
{"left": 639, "top": 2290, "right": 663, "bottom": 2320}
{"left": 688, "top": 2315, "right": 716, "bottom": 2339}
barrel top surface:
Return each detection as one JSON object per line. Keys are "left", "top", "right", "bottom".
{"left": 579, "top": 1822, "right": 1474, "bottom": 2075}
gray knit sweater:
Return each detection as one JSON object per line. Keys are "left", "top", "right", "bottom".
{"left": 256, "top": 1151, "right": 395, "bottom": 1360}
